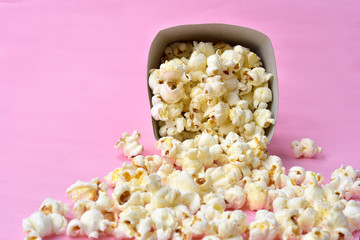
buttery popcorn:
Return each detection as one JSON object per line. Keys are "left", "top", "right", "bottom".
{"left": 23, "top": 211, "right": 67, "bottom": 239}
{"left": 290, "top": 138, "right": 322, "bottom": 158}
{"left": 39, "top": 197, "right": 70, "bottom": 216}
{"left": 22, "top": 40, "right": 360, "bottom": 240}
{"left": 114, "top": 130, "right": 144, "bottom": 158}
{"left": 150, "top": 41, "right": 274, "bottom": 142}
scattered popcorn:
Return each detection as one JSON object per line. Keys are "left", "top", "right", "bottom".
{"left": 23, "top": 211, "right": 67, "bottom": 239}
{"left": 290, "top": 138, "right": 322, "bottom": 158}
{"left": 67, "top": 209, "right": 113, "bottom": 239}
{"left": 114, "top": 130, "right": 144, "bottom": 158}
{"left": 39, "top": 197, "right": 70, "bottom": 216}
{"left": 22, "top": 40, "right": 360, "bottom": 240}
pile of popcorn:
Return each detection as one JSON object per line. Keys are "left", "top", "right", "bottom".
{"left": 150, "top": 41, "right": 274, "bottom": 141}
{"left": 23, "top": 42, "right": 360, "bottom": 240}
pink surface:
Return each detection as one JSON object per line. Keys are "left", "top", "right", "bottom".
{"left": 1, "top": 0, "right": 360, "bottom": 239}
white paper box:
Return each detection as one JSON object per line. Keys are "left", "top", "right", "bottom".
{"left": 147, "top": 23, "right": 278, "bottom": 141}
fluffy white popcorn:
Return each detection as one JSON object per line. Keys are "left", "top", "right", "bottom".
{"left": 302, "top": 227, "right": 330, "bottom": 240}
{"left": 151, "top": 102, "right": 169, "bottom": 121}
{"left": 249, "top": 210, "right": 279, "bottom": 240}
{"left": 221, "top": 49, "right": 244, "bottom": 72}
{"left": 245, "top": 181, "right": 270, "bottom": 210}
{"left": 148, "top": 70, "right": 163, "bottom": 94}
{"left": 323, "top": 202, "right": 349, "bottom": 230}
{"left": 113, "top": 206, "right": 148, "bottom": 238}
{"left": 204, "top": 75, "right": 227, "bottom": 98}
{"left": 274, "top": 209, "right": 301, "bottom": 239}
{"left": 159, "top": 116, "right": 186, "bottom": 137}
{"left": 343, "top": 200, "right": 360, "bottom": 232}
{"left": 234, "top": 45, "right": 262, "bottom": 68}
{"left": 39, "top": 198, "right": 70, "bottom": 216}
{"left": 229, "top": 102, "right": 253, "bottom": 128}
{"left": 297, "top": 207, "right": 320, "bottom": 232}
{"left": 253, "top": 108, "right": 275, "bottom": 128}
{"left": 224, "top": 185, "right": 246, "bottom": 209}
{"left": 193, "top": 41, "right": 215, "bottom": 57}
{"left": 66, "top": 178, "right": 100, "bottom": 203}
{"left": 158, "top": 58, "right": 186, "bottom": 81}
{"left": 246, "top": 67, "right": 273, "bottom": 87}
{"left": 160, "top": 80, "right": 184, "bottom": 104}
{"left": 181, "top": 211, "right": 210, "bottom": 237}
{"left": 104, "top": 163, "right": 146, "bottom": 187}
{"left": 132, "top": 155, "right": 163, "bottom": 174}
{"left": 290, "top": 138, "right": 322, "bottom": 158}
{"left": 23, "top": 211, "right": 67, "bottom": 239}
{"left": 150, "top": 41, "right": 276, "bottom": 142}
{"left": 113, "top": 183, "right": 144, "bottom": 211}
{"left": 253, "top": 87, "right": 272, "bottom": 109}
{"left": 114, "top": 130, "right": 144, "bottom": 158}
{"left": 150, "top": 208, "right": 177, "bottom": 240}
{"left": 223, "top": 90, "right": 241, "bottom": 107}
{"left": 330, "top": 228, "right": 353, "bottom": 240}
{"left": 208, "top": 102, "right": 230, "bottom": 124}
{"left": 167, "top": 42, "right": 193, "bottom": 59}
{"left": 67, "top": 209, "right": 112, "bottom": 239}
{"left": 304, "top": 184, "right": 325, "bottom": 203}
{"left": 288, "top": 166, "right": 306, "bottom": 185}
{"left": 188, "top": 51, "right": 207, "bottom": 71}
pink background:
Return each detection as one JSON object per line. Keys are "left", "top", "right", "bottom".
{"left": 1, "top": 0, "right": 360, "bottom": 239}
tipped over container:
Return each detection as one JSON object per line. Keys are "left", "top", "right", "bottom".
{"left": 147, "top": 23, "right": 278, "bottom": 141}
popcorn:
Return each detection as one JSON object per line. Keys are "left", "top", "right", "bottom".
{"left": 150, "top": 208, "right": 177, "bottom": 240}
{"left": 245, "top": 181, "right": 270, "bottom": 210}
{"left": 193, "top": 41, "right": 215, "bottom": 57}
{"left": 224, "top": 185, "right": 246, "bottom": 209}
{"left": 23, "top": 211, "right": 67, "bottom": 239}
{"left": 246, "top": 67, "right": 273, "bottom": 87}
{"left": 249, "top": 210, "right": 279, "bottom": 240}
{"left": 114, "top": 130, "right": 144, "bottom": 158}
{"left": 253, "top": 108, "right": 275, "bottom": 129}
{"left": 151, "top": 102, "right": 169, "bottom": 121}
{"left": 343, "top": 200, "right": 360, "bottom": 232}
{"left": 302, "top": 227, "right": 330, "bottom": 240}
{"left": 206, "top": 53, "right": 223, "bottom": 76}
{"left": 158, "top": 59, "right": 186, "bottom": 81}
{"left": 39, "top": 198, "right": 70, "bottom": 216}
{"left": 208, "top": 102, "right": 230, "bottom": 124}
{"left": 24, "top": 40, "right": 360, "bottom": 240}
{"left": 104, "top": 163, "right": 145, "bottom": 187}
{"left": 163, "top": 42, "right": 193, "bottom": 60}
{"left": 113, "top": 206, "right": 148, "bottom": 238}
{"left": 132, "top": 155, "right": 163, "bottom": 174}
{"left": 150, "top": 41, "right": 275, "bottom": 142}
{"left": 253, "top": 87, "right": 272, "bottom": 109}
{"left": 274, "top": 209, "right": 301, "bottom": 239}
{"left": 188, "top": 51, "right": 207, "bottom": 71}
{"left": 221, "top": 50, "right": 244, "bottom": 73}
{"left": 290, "top": 138, "right": 322, "bottom": 158}
{"left": 330, "top": 228, "right": 353, "bottom": 240}
{"left": 66, "top": 178, "right": 100, "bottom": 203}
{"left": 204, "top": 75, "right": 227, "bottom": 98}
{"left": 288, "top": 166, "right": 306, "bottom": 185}
{"left": 113, "top": 183, "right": 145, "bottom": 211}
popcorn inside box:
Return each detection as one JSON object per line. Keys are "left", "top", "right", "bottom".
{"left": 23, "top": 24, "right": 360, "bottom": 240}
{"left": 147, "top": 23, "right": 279, "bottom": 142}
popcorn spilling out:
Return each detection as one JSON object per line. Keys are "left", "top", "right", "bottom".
{"left": 114, "top": 130, "right": 144, "bottom": 158}
{"left": 290, "top": 138, "right": 322, "bottom": 158}
{"left": 150, "top": 41, "right": 274, "bottom": 141}
{"left": 23, "top": 198, "right": 69, "bottom": 240}
{"left": 23, "top": 42, "right": 360, "bottom": 240}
